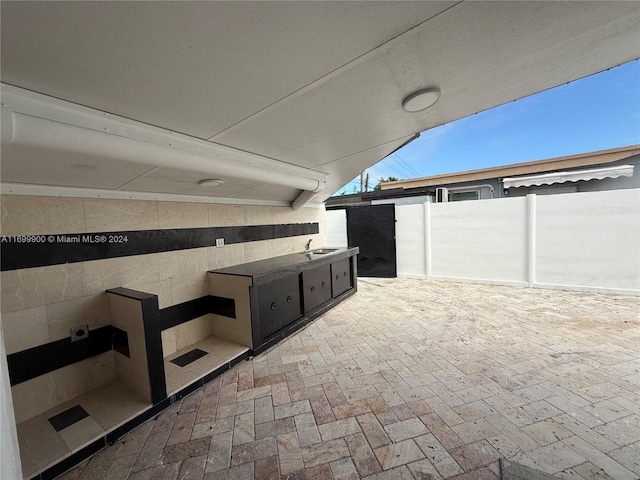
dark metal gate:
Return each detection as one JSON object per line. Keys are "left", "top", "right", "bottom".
{"left": 346, "top": 204, "right": 396, "bottom": 278}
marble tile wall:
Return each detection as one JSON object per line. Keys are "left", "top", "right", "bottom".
{"left": 10, "top": 351, "right": 115, "bottom": 424}
{"left": 207, "top": 273, "right": 254, "bottom": 348}
{"left": 0, "top": 195, "right": 87, "bottom": 236}
{"left": 161, "top": 315, "right": 214, "bottom": 358}
{"left": 108, "top": 292, "right": 152, "bottom": 403}
{"left": 1, "top": 194, "right": 326, "bottom": 423}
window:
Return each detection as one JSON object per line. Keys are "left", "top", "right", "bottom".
{"left": 448, "top": 190, "right": 479, "bottom": 202}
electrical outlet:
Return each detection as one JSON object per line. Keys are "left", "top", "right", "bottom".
{"left": 216, "top": 238, "right": 224, "bottom": 247}
{"left": 71, "top": 324, "right": 89, "bottom": 342}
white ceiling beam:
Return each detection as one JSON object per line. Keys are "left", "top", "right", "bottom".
{"left": 1, "top": 85, "right": 327, "bottom": 193}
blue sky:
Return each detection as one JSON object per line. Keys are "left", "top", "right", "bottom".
{"left": 339, "top": 59, "right": 640, "bottom": 194}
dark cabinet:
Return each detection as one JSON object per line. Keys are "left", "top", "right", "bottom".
{"left": 211, "top": 248, "right": 358, "bottom": 353}
{"left": 257, "top": 274, "right": 302, "bottom": 337}
{"left": 302, "top": 264, "right": 332, "bottom": 312}
{"left": 331, "top": 258, "right": 352, "bottom": 297}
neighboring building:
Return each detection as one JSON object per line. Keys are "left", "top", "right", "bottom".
{"left": 380, "top": 145, "right": 640, "bottom": 202}
{"left": 325, "top": 185, "right": 433, "bottom": 209}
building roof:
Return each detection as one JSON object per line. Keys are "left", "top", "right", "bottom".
{"left": 1, "top": 3, "right": 638, "bottom": 208}
{"left": 381, "top": 145, "right": 640, "bottom": 190}
{"left": 325, "top": 186, "right": 432, "bottom": 208}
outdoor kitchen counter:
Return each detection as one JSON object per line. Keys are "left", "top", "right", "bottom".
{"left": 209, "top": 246, "right": 359, "bottom": 285}
{"left": 207, "top": 247, "right": 359, "bottom": 354}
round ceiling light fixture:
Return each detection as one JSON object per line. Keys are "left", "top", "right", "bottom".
{"left": 199, "top": 178, "right": 224, "bottom": 187}
{"left": 402, "top": 87, "right": 440, "bottom": 113}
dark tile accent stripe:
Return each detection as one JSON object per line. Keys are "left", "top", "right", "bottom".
{"left": 170, "top": 348, "right": 208, "bottom": 367}
{"left": 1, "top": 222, "right": 319, "bottom": 271}
{"left": 7, "top": 325, "right": 129, "bottom": 386}
{"left": 140, "top": 295, "right": 167, "bottom": 405}
{"left": 159, "top": 295, "right": 235, "bottom": 331}
{"left": 106, "top": 287, "right": 157, "bottom": 301}
{"left": 48, "top": 405, "right": 89, "bottom": 432}
{"left": 213, "top": 296, "right": 236, "bottom": 319}
{"left": 112, "top": 327, "right": 130, "bottom": 358}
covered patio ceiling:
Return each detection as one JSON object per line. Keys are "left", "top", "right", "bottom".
{"left": 1, "top": 2, "right": 639, "bottom": 208}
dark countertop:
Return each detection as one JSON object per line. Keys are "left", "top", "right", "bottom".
{"left": 209, "top": 247, "right": 359, "bottom": 285}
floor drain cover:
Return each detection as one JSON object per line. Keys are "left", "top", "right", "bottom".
{"left": 170, "top": 348, "right": 208, "bottom": 367}
{"left": 48, "top": 405, "right": 89, "bottom": 431}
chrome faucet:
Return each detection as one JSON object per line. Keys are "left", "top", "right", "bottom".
{"left": 305, "top": 238, "right": 313, "bottom": 251}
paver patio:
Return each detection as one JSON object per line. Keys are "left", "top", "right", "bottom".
{"left": 57, "top": 279, "right": 640, "bottom": 480}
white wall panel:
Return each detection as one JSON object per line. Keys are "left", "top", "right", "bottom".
{"left": 536, "top": 189, "right": 640, "bottom": 292}
{"left": 396, "top": 204, "right": 426, "bottom": 278}
{"left": 393, "top": 189, "right": 640, "bottom": 295}
{"left": 429, "top": 198, "right": 528, "bottom": 283}
{"left": 326, "top": 209, "right": 348, "bottom": 247}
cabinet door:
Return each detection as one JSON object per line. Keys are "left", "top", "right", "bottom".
{"left": 258, "top": 274, "right": 302, "bottom": 338}
{"left": 331, "top": 258, "right": 352, "bottom": 298}
{"left": 302, "top": 264, "right": 332, "bottom": 313}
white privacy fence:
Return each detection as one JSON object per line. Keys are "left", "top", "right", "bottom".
{"left": 327, "top": 189, "right": 640, "bottom": 295}
{"left": 326, "top": 208, "right": 348, "bottom": 248}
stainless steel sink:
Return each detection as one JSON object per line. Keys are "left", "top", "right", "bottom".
{"left": 309, "top": 248, "right": 338, "bottom": 255}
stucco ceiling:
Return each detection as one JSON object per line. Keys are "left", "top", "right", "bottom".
{"left": 1, "top": 1, "right": 639, "bottom": 206}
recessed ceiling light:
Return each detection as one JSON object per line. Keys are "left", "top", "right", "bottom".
{"left": 402, "top": 87, "right": 440, "bottom": 113}
{"left": 199, "top": 178, "right": 224, "bottom": 187}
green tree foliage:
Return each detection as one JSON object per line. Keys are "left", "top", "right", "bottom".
{"left": 373, "top": 176, "right": 400, "bottom": 191}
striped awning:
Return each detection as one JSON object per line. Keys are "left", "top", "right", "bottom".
{"left": 502, "top": 165, "right": 634, "bottom": 189}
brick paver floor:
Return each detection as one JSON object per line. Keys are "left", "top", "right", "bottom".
{"left": 58, "top": 279, "right": 640, "bottom": 480}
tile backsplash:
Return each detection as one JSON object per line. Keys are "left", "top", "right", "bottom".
{"left": 1, "top": 194, "right": 326, "bottom": 423}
